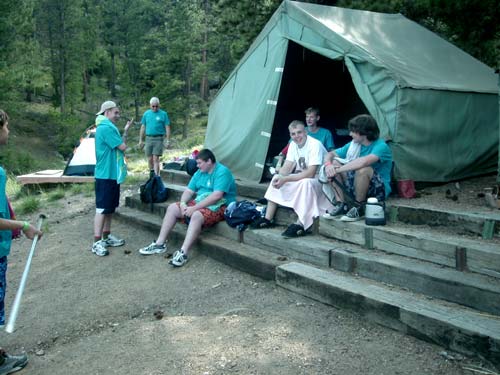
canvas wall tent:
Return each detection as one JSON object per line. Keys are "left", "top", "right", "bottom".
{"left": 63, "top": 126, "right": 96, "bottom": 176}
{"left": 206, "top": 0, "right": 499, "bottom": 183}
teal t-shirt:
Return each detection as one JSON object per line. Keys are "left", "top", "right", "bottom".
{"left": 308, "top": 127, "right": 335, "bottom": 151}
{"left": 0, "top": 167, "right": 12, "bottom": 258}
{"left": 94, "top": 118, "right": 125, "bottom": 181}
{"left": 141, "top": 109, "right": 170, "bottom": 136}
{"left": 188, "top": 163, "right": 237, "bottom": 210}
{"left": 336, "top": 139, "right": 393, "bottom": 196}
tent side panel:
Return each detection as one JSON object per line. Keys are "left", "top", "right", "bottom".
{"left": 393, "top": 89, "right": 499, "bottom": 182}
{"left": 345, "top": 59, "right": 398, "bottom": 140}
{"left": 206, "top": 25, "right": 289, "bottom": 182}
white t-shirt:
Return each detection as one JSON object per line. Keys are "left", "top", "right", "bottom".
{"left": 286, "top": 136, "right": 326, "bottom": 174}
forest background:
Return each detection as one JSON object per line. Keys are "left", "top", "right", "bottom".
{"left": 0, "top": 0, "right": 499, "bottom": 174}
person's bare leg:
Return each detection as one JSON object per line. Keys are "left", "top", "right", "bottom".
{"left": 265, "top": 201, "right": 278, "bottom": 221}
{"left": 153, "top": 155, "right": 161, "bottom": 175}
{"left": 102, "top": 214, "right": 112, "bottom": 234}
{"left": 156, "top": 203, "right": 183, "bottom": 245}
{"left": 180, "top": 211, "right": 204, "bottom": 255}
{"left": 94, "top": 213, "right": 105, "bottom": 239}
{"left": 148, "top": 155, "right": 154, "bottom": 171}
{"left": 354, "top": 167, "right": 374, "bottom": 202}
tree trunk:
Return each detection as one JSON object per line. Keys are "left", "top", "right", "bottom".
{"left": 200, "top": 0, "right": 209, "bottom": 100}
{"left": 59, "top": 3, "right": 66, "bottom": 114}
{"left": 110, "top": 49, "right": 116, "bottom": 98}
{"left": 183, "top": 58, "right": 192, "bottom": 140}
{"left": 82, "top": 69, "right": 89, "bottom": 102}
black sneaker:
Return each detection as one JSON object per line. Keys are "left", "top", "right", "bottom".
{"left": 340, "top": 206, "right": 365, "bottom": 222}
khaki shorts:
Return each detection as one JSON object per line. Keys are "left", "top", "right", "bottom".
{"left": 145, "top": 136, "right": 164, "bottom": 157}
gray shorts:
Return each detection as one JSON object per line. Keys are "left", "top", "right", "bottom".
{"left": 145, "top": 136, "right": 164, "bottom": 157}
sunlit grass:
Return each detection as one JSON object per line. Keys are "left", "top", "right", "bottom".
{"left": 47, "top": 187, "right": 66, "bottom": 202}
{"left": 15, "top": 196, "right": 41, "bottom": 215}
{"left": 6, "top": 176, "right": 23, "bottom": 199}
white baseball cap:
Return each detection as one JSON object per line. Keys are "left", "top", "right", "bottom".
{"left": 96, "top": 100, "right": 117, "bottom": 115}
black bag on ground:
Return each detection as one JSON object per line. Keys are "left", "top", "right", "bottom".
{"left": 140, "top": 175, "right": 169, "bottom": 209}
{"left": 224, "top": 200, "right": 261, "bottom": 231}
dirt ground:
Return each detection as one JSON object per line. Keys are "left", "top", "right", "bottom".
{"left": 0, "top": 186, "right": 498, "bottom": 375}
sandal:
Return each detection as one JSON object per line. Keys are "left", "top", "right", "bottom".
{"left": 281, "top": 224, "right": 307, "bottom": 238}
{"left": 250, "top": 217, "right": 274, "bottom": 229}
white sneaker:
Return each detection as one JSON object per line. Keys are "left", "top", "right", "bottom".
{"left": 104, "top": 234, "right": 125, "bottom": 247}
{"left": 0, "top": 351, "right": 28, "bottom": 374}
{"left": 92, "top": 240, "right": 109, "bottom": 256}
{"left": 171, "top": 250, "right": 188, "bottom": 267}
{"left": 139, "top": 241, "right": 167, "bottom": 255}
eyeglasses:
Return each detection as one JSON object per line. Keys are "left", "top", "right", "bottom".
{"left": 151, "top": 105, "right": 158, "bottom": 108}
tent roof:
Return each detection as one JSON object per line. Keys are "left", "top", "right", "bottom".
{"left": 235, "top": 1, "right": 497, "bottom": 94}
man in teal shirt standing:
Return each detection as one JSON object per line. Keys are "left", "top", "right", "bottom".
{"left": 92, "top": 101, "right": 132, "bottom": 256}
{"left": 138, "top": 97, "right": 170, "bottom": 176}
{"left": 138, "top": 149, "right": 236, "bottom": 267}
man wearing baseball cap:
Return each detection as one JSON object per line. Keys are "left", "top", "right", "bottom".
{"left": 92, "top": 101, "right": 132, "bottom": 256}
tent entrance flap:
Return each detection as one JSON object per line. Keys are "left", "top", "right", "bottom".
{"left": 267, "top": 41, "right": 367, "bottom": 161}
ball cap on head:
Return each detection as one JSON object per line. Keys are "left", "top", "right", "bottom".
{"left": 96, "top": 100, "right": 117, "bottom": 115}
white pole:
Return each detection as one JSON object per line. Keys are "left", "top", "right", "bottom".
{"left": 5, "top": 214, "right": 45, "bottom": 334}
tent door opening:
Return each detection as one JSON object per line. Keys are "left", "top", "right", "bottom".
{"left": 267, "top": 41, "right": 368, "bottom": 165}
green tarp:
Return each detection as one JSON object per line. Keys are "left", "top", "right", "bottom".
{"left": 206, "top": 0, "right": 499, "bottom": 183}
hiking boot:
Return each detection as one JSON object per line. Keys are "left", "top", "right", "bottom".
{"left": 104, "top": 234, "right": 125, "bottom": 247}
{"left": 139, "top": 241, "right": 167, "bottom": 255}
{"left": 340, "top": 206, "right": 364, "bottom": 222}
{"left": 0, "top": 351, "right": 28, "bottom": 374}
{"left": 171, "top": 250, "right": 188, "bottom": 267}
{"left": 91, "top": 240, "right": 109, "bottom": 257}
{"left": 322, "top": 203, "right": 348, "bottom": 219}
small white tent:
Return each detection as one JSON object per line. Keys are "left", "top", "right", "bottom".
{"left": 63, "top": 126, "right": 96, "bottom": 176}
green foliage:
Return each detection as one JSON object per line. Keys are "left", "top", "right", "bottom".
{"left": 0, "top": 149, "right": 36, "bottom": 175}
{"left": 68, "top": 182, "right": 94, "bottom": 197}
{"left": 15, "top": 195, "right": 41, "bottom": 215}
{"left": 46, "top": 109, "right": 89, "bottom": 158}
{"left": 6, "top": 176, "right": 23, "bottom": 200}
{"left": 47, "top": 187, "right": 66, "bottom": 202}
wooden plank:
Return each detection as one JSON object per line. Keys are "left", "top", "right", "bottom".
{"left": 371, "top": 228, "right": 456, "bottom": 267}
{"left": 319, "top": 219, "right": 366, "bottom": 247}
{"left": 243, "top": 229, "right": 331, "bottom": 267}
{"left": 17, "top": 170, "right": 94, "bottom": 185}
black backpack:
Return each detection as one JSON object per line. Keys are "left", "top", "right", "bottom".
{"left": 224, "top": 200, "right": 261, "bottom": 232}
{"left": 140, "top": 175, "right": 169, "bottom": 211}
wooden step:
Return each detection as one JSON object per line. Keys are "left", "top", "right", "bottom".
{"left": 387, "top": 203, "right": 500, "bottom": 239}
{"left": 319, "top": 217, "right": 500, "bottom": 278}
{"left": 117, "top": 204, "right": 500, "bottom": 365}
{"left": 277, "top": 262, "right": 500, "bottom": 366}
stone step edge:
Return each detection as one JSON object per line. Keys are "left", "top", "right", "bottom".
{"left": 387, "top": 203, "right": 500, "bottom": 239}
{"left": 277, "top": 262, "right": 500, "bottom": 366}
{"left": 117, "top": 205, "right": 500, "bottom": 317}
{"left": 244, "top": 226, "right": 500, "bottom": 315}
{"left": 330, "top": 247, "right": 500, "bottom": 316}
{"left": 115, "top": 207, "right": 286, "bottom": 281}
{"left": 159, "top": 170, "right": 499, "bottom": 237}
{"left": 319, "top": 217, "right": 500, "bottom": 278}
{"left": 117, "top": 206, "right": 500, "bottom": 364}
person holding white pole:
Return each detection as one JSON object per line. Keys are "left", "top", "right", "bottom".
{"left": 0, "top": 109, "right": 43, "bottom": 374}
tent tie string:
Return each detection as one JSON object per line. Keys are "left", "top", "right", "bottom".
{"left": 264, "top": 35, "right": 269, "bottom": 67}
{"left": 299, "top": 25, "right": 304, "bottom": 40}
{"left": 232, "top": 71, "right": 238, "bottom": 98}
